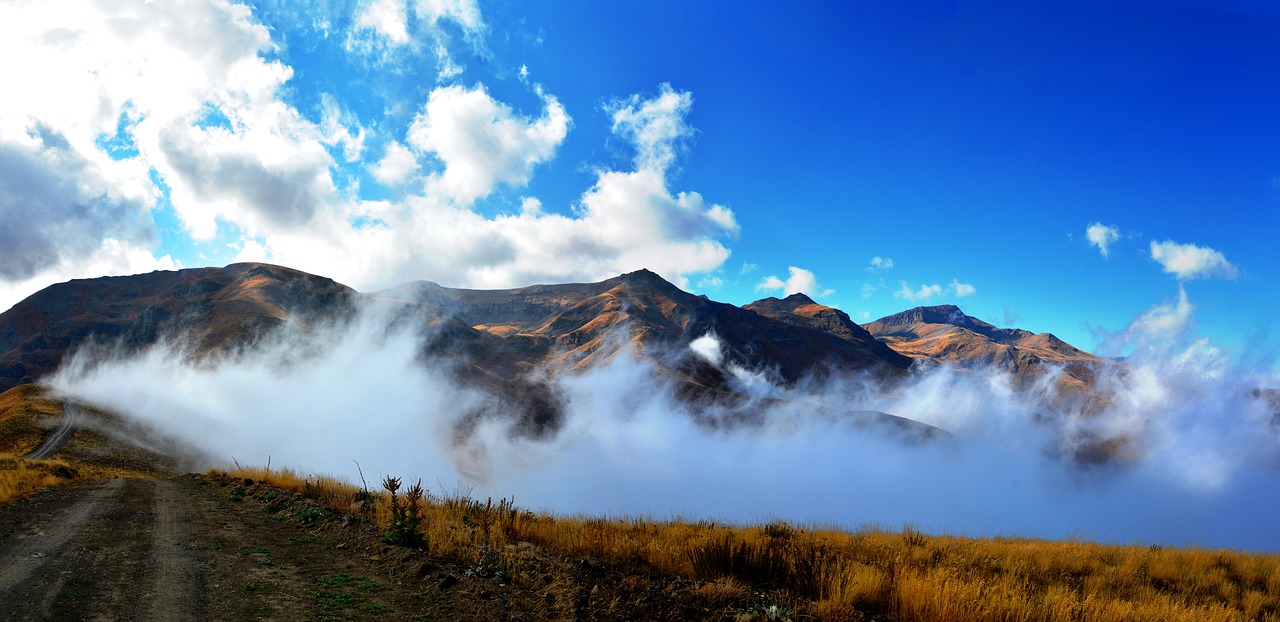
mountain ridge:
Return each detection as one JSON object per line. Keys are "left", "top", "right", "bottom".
{"left": 0, "top": 263, "right": 1106, "bottom": 443}
{"left": 863, "top": 304, "right": 1101, "bottom": 395}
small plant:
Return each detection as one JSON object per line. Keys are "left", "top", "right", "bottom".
{"left": 901, "top": 525, "right": 928, "bottom": 548}
{"left": 263, "top": 497, "right": 291, "bottom": 514}
{"left": 227, "top": 485, "right": 245, "bottom": 502}
{"left": 382, "top": 476, "right": 426, "bottom": 548}
{"left": 763, "top": 520, "right": 795, "bottom": 543}
{"left": 294, "top": 504, "right": 324, "bottom": 525}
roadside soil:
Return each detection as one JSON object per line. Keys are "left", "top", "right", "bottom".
{"left": 0, "top": 475, "right": 750, "bottom": 621}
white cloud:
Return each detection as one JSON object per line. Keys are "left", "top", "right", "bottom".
{"left": 951, "top": 279, "right": 977, "bottom": 297}
{"left": 696, "top": 275, "right": 724, "bottom": 289}
{"left": 895, "top": 282, "right": 944, "bottom": 302}
{"left": 608, "top": 84, "right": 693, "bottom": 171}
{"left": 347, "top": 0, "right": 485, "bottom": 74}
{"left": 1086, "top": 222, "right": 1121, "bottom": 257}
{"left": 1125, "top": 284, "right": 1194, "bottom": 342}
{"left": 867, "top": 256, "right": 894, "bottom": 271}
{"left": 0, "top": 0, "right": 334, "bottom": 289}
{"left": 0, "top": 2, "right": 737, "bottom": 302}
{"left": 372, "top": 140, "right": 419, "bottom": 185}
{"left": 756, "top": 266, "right": 831, "bottom": 298}
{"left": 319, "top": 93, "right": 366, "bottom": 163}
{"left": 0, "top": 125, "right": 156, "bottom": 281}
{"left": 1149, "top": 240, "right": 1238, "bottom": 280}
{"left": 248, "top": 85, "right": 738, "bottom": 291}
{"left": 894, "top": 279, "right": 975, "bottom": 302}
{"left": 414, "top": 0, "right": 484, "bottom": 31}
{"left": 757, "top": 275, "right": 785, "bottom": 291}
{"left": 407, "top": 83, "right": 570, "bottom": 205}
{"left": 519, "top": 196, "right": 543, "bottom": 216}
{"left": 355, "top": 0, "right": 411, "bottom": 44}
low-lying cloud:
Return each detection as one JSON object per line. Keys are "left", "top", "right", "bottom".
{"left": 47, "top": 293, "right": 1280, "bottom": 552}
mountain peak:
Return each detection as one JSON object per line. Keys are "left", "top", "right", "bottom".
{"left": 608, "top": 268, "right": 682, "bottom": 294}
{"left": 782, "top": 292, "right": 817, "bottom": 305}
{"left": 871, "top": 305, "right": 973, "bottom": 328}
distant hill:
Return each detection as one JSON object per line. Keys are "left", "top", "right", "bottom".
{"left": 863, "top": 304, "right": 1102, "bottom": 396}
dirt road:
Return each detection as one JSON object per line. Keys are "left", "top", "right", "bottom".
{"left": 0, "top": 478, "right": 205, "bottom": 621}
{"left": 25, "top": 401, "right": 82, "bottom": 460}
{"left": 0, "top": 476, "right": 585, "bottom": 621}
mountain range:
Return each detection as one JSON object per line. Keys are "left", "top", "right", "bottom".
{"left": 0, "top": 263, "right": 1105, "bottom": 437}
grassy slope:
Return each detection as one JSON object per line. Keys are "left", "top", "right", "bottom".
{"left": 0, "top": 384, "right": 175, "bottom": 504}
{"left": 228, "top": 465, "right": 1280, "bottom": 622}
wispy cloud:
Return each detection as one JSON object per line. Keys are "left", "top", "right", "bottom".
{"left": 1086, "top": 222, "right": 1121, "bottom": 257}
{"left": 867, "top": 256, "right": 894, "bottom": 271}
{"left": 894, "top": 279, "right": 975, "bottom": 302}
{"left": 1126, "top": 284, "right": 1194, "bottom": 342}
{"left": 1149, "top": 240, "right": 1238, "bottom": 280}
{"left": 895, "top": 282, "right": 944, "bottom": 302}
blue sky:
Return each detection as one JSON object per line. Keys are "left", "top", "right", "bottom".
{"left": 1, "top": 0, "right": 1277, "bottom": 360}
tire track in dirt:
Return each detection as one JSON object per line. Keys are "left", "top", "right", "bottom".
{"left": 0, "top": 479, "right": 208, "bottom": 621}
{"left": 0, "top": 478, "right": 123, "bottom": 597}
{"left": 148, "top": 479, "right": 203, "bottom": 621}
{"left": 25, "top": 400, "right": 83, "bottom": 460}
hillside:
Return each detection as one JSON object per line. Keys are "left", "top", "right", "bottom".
{"left": 863, "top": 304, "right": 1103, "bottom": 396}
{"left": 0, "top": 263, "right": 355, "bottom": 392}
{"left": 382, "top": 269, "right": 913, "bottom": 384}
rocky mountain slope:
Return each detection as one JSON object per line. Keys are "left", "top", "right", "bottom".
{"left": 0, "top": 264, "right": 1109, "bottom": 440}
{"left": 381, "top": 269, "right": 912, "bottom": 384}
{"left": 0, "top": 263, "right": 354, "bottom": 392}
{"left": 863, "top": 304, "right": 1102, "bottom": 396}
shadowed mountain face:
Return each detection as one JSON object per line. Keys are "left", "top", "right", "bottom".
{"left": 0, "top": 263, "right": 356, "bottom": 391}
{"left": 3, "top": 264, "right": 1154, "bottom": 449}
{"left": 382, "top": 269, "right": 913, "bottom": 385}
{"left": 744, "top": 293, "right": 911, "bottom": 368}
{"left": 862, "top": 304, "right": 1103, "bottom": 396}
{"left": 1, "top": 264, "right": 935, "bottom": 441}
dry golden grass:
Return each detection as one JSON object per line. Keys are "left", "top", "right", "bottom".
{"left": 0, "top": 384, "right": 65, "bottom": 456}
{"left": 0, "top": 457, "right": 83, "bottom": 504}
{"left": 222, "top": 465, "right": 1280, "bottom": 622}
{"left": 0, "top": 384, "right": 180, "bottom": 505}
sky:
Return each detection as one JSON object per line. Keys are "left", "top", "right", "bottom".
{"left": 1, "top": 0, "right": 1278, "bottom": 360}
